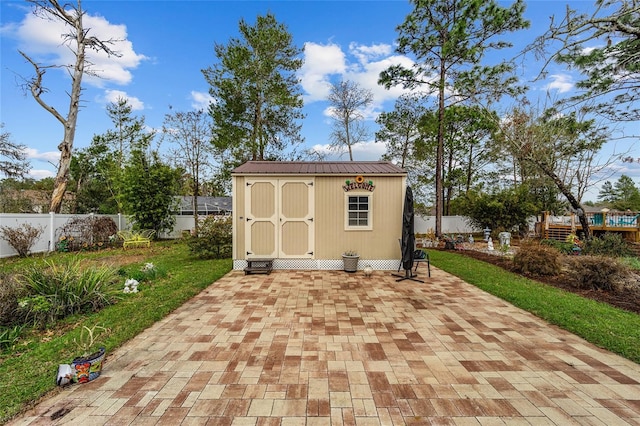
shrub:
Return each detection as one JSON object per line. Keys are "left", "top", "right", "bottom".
{"left": 0, "top": 273, "right": 23, "bottom": 327}
{"left": 565, "top": 255, "right": 631, "bottom": 292}
{"left": 540, "top": 238, "right": 574, "bottom": 254}
{"left": 581, "top": 233, "right": 633, "bottom": 257}
{"left": 17, "top": 258, "right": 121, "bottom": 327}
{"left": 56, "top": 216, "right": 118, "bottom": 252}
{"left": 460, "top": 185, "right": 539, "bottom": 236}
{"left": 512, "top": 240, "right": 562, "bottom": 276}
{"left": 187, "top": 216, "right": 232, "bottom": 259}
{"left": 0, "top": 223, "right": 44, "bottom": 257}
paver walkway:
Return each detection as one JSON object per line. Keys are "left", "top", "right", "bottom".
{"left": 10, "top": 268, "right": 640, "bottom": 425}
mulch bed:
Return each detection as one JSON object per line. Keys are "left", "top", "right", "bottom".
{"left": 446, "top": 247, "right": 640, "bottom": 316}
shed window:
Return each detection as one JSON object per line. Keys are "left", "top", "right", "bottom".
{"left": 345, "top": 194, "right": 372, "bottom": 230}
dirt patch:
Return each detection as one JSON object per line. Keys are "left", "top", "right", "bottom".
{"left": 446, "top": 247, "right": 640, "bottom": 316}
{"left": 84, "top": 254, "right": 147, "bottom": 268}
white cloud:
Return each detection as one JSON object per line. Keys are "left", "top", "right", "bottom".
{"left": 13, "top": 8, "right": 147, "bottom": 87}
{"left": 348, "top": 42, "right": 392, "bottom": 64}
{"left": 300, "top": 42, "right": 347, "bottom": 102}
{"left": 190, "top": 91, "right": 215, "bottom": 111}
{"left": 545, "top": 74, "right": 574, "bottom": 93}
{"left": 102, "top": 90, "right": 144, "bottom": 110}
{"left": 24, "top": 147, "right": 60, "bottom": 163}
{"left": 28, "top": 169, "right": 55, "bottom": 179}
{"left": 300, "top": 40, "right": 416, "bottom": 114}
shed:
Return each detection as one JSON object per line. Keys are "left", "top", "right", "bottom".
{"left": 231, "top": 161, "right": 407, "bottom": 271}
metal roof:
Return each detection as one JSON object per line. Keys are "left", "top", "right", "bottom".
{"left": 232, "top": 161, "right": 406, "bottom": 175}
{"left": 176, "top": 196, "right": 232, "bottom": 214}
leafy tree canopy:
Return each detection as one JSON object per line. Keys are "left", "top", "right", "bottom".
{"left": 379, "top": 0, "right": 530, "bottom": 236}
{"left": 598, "top": 174, "right": 640, "bottom": 211}
{"left": 120, "top": 150, "right": 181, "bottom": 234}
{"left": 202, "top": 12, "right": 304, "bottom": 176}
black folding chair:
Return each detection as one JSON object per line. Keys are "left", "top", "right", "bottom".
{"left": 397, "top": 238, "right": 430, "bottom": 277}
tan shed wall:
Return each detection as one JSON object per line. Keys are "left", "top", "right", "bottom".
{"left": 314, "top": 176, "right": 404, "bottom": 260}
{"left": 233, "top": 174, "right": 405, "bottom": 261}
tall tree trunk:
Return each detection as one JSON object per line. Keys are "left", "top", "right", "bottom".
{"left": 465, "top": 145, "right": 473, "bottom": 194}
{"left": 435, "top": 61, "right": 445, "bottom": 237}
{"left": 50, "top": 20, "right": 85, "bottom": 213}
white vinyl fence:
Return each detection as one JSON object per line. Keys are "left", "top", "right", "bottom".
{"left": 1, "top": 213, "right": 479, "bottom": 259}
{"left": 414, "top": 215, "right": 481, "bottom": 235}
{"left": 0, "top": 213, "right": 209, "bottom": 259}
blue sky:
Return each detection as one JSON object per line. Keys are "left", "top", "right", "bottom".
{"left": 1, "top": 0, "right": 638, "bottom": 201}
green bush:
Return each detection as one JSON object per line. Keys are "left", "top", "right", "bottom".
{"left": 512, "top": 240, "right": 562, "bottom": 276}
{"left": 187, "top": 216, "right": 232, "bottom": 259}
{"left": 582, "top": 233, "right": 633, "bottom": 257}
{"left": 565, "top": 255, "right": 631, "bottom": 292}
{"left": 460, "top": 185, "right": 539, "bottom": 236}
{"left": 540, "top": 238, "right": 574, "bottom": 254}
{"left": 17, "top": 258, "right": 121, "bottom": 327}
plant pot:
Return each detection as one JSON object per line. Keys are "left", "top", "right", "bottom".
{"left": 71, "top": 347, "right": 105, "bottom": 383}
{"left": 342, "top": 255, "right": 359, "bottom": 273}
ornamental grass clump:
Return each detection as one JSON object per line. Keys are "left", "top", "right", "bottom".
{"left": 17, "top": 258, "right": 121, "bottom": 327}
{"left": 512, "top": 240, "right": 562, "bottom": 276}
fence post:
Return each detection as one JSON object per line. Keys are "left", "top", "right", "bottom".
{"left": 49, "top": 211, "right": 55, "bottom": 252}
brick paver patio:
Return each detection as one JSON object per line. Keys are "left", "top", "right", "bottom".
{"left": 9, "top": 268, "right": 640, "bottom": 425}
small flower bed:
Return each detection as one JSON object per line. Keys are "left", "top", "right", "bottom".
{"left": 121, "top": 262, "right": 161, "bottom": 294}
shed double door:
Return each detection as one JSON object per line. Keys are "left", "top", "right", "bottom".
{"left": 245, "top": 179, "right": 314, "bottom": 259}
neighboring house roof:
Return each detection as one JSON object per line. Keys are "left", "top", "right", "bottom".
{"left": 176, "top": 196, "right": 232, "bottom": 214}
{"left": 232, "top": 161, "right": 406, "bottom": 175}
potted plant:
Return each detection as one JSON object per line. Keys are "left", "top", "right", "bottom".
{"left": 342, "top": 250, "right": 359, "bottom": 273}
{"left": 71, "top": 325, "right": 108, "bottom": 383}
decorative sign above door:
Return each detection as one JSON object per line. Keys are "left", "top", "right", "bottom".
{"left": 343, "top": 175, "right": 375, "bottom": 192}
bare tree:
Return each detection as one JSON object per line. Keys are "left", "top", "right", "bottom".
{"left": 162, "top": 109, "right": 214, "bottom": 233}
{"left": 327, "top": 80, "right": 373, "bottom": 161}
{"left": 0, "top": 124, "right": 30, "bottom": 178}
{"left": 19, "top": 0, "right": 120, "bottom": 213}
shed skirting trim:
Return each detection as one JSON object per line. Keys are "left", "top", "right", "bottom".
{"left": 233, "top": 259, "right": 401, "bottom": 271}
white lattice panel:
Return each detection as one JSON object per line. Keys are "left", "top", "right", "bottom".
{"left": 233, "top": 259, "right": 399, "bottom": 271}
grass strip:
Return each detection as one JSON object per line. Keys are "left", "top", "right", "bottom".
{"left": 429, "top": 249, "right": 640, "bottom": 364}
{"left": 0, "top": 240, "right": 232, "bottom": 423}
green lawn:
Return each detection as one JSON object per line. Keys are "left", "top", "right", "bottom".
{"left": 0, "top": 240, "right": 232, "bottom": 423}
{"left": 429, "top": 249, "right": 640, "bottom": 364}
